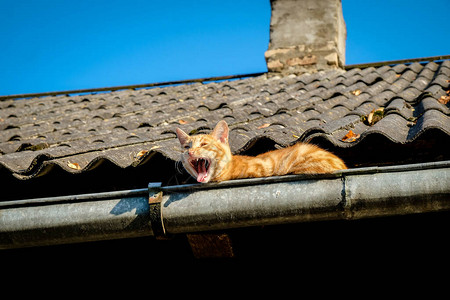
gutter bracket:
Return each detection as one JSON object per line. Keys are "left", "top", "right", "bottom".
{"left": 148, "top": 182, "right": 168, "bottom": 240}
{"left": 341, "top": 174, "right": 353, "bottom": 220}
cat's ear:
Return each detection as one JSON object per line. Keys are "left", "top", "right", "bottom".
{"left": 176, "top": 128, "right": 190, "bottom": 146}
{"left": 211, "top": 120, "right": 229, "bottom": 144}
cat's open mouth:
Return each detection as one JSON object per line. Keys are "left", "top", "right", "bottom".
{"left": 188, "top": 157, "right": 211, "bottom": 183}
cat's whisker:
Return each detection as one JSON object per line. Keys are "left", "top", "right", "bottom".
{"left": 175, "top": 160, "right": 184, "bottom": 174}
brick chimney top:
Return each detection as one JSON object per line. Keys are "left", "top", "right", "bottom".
{"left": 265, "top": 0, "right": 346, "bottom": 76}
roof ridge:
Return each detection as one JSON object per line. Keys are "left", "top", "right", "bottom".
{"left": 0, "top": 72, "right": 267, "bottom": 101}
{"left": 345, "top": 55, "right": 450, "bottom": 70}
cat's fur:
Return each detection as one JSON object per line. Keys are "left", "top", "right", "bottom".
{"left": 176, "top": 120, "right": 347, "bottom": 183}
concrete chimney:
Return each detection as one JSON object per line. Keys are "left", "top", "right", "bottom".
{"left": 265, "top": 0, "right": 346, "bottom": 76}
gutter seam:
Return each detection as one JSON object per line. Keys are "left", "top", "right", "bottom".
{"left": 340, "top": 174, "right": 354, "bottom": 220}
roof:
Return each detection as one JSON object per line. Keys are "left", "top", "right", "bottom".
{"left": 1, "top": 59, "right": 450, "bottom": 181}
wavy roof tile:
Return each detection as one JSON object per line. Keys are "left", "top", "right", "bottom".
{"left": 1, "top": 60, "right": 449, "bottom": 180}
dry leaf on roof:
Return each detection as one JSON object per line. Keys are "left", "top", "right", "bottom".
{"left": 67, "top": 161, "right": 81, "bottom": 170}
{"left": 179, "top": 119, "right": 188, "bottom": 124}
{"left": 258, "top": 123, "right": 270, "bottom": 129}
{"left": 351, "top": 89, "right": 361, "bottom": 96}
{"left": 439, "top": 95, "right": 450, "bottom": 105}
{"left": 365, "top": 107, "right": 385, "bottom": 126}
{"left": 135, "top": 150, "right": 149, "bottom": 159}
{"left": 342, "top": 130, "right": 360, "bottom": 143}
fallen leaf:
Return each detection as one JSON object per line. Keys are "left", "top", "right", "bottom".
{"left": 258, "top": 123, "right": 270, "bottom": 129}
{"left": 351, "top": 89, "right": 361, "bottom": 96}
{"left": 342, "top": 130, "right": 360, "bottom": 143}
{"left": 293, "top": 134, "right": 300, "bottom": 139}
{"left": 67, "top": 161, "right": 81, "bottom": 170}
{"left": 135, "top": 150, "right": 149, "bottom": 159}
{"left": 179, "top": 119, "right": 188, "bottom": 124}
{"left": 439, "top": 95, "right": 450, "bottom": 105}
{"left": 366, "top": 107, "right": 385, "bottom": 125}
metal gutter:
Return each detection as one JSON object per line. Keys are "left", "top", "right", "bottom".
{"left": 1, "top": 161, "right": 449, "bottom": 249}
{"left": 159, "top": 161, "right": 450, "bottom": 233}
{"left": 0, "top": 190, "right": 152, "bottom": 249}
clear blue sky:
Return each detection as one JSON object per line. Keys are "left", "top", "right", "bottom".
{"left": 1, "top": 0, "right": 449, "bottom": 96}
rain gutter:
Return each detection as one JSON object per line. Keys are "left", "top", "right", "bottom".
{"left": 1, "top": 161, "right": 449, "bottom": 249}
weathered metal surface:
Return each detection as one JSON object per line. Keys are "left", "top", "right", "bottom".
{"left": 1, "top": 162, "right": 449, "bottom": 249}
{"left": 160, "top": 165, "right": 450, "bottom": 234}
{"left": 345, "top": 168, "right": 450, "bottom": 219}
{"left": 161, "top": 179, "right": 344, "bottom": 234}
{"left": 0, "top": 196, "right": 152, "bottom": 249}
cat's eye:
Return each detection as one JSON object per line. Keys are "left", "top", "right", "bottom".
{"left": 200, "top": 142, "right": 208, "bottom": 147}
{"left": 184, "top": 145, "right": 190, "bottom": 149}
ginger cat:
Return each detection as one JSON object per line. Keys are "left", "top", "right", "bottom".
{"left": 176, "top": 120, "right": 347, "bottom": 183}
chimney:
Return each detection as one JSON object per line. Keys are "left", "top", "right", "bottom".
{"left": 265, "top": 0, "right": 346, "bottom": 76}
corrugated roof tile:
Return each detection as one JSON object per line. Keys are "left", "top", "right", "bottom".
{"left": 1, "top": 60, "right": 449, "bottom": 179}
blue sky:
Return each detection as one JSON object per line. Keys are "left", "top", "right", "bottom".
{"left": 1, "top": 0, "right": 449, "bottom": 96}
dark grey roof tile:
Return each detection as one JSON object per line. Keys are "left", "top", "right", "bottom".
{"left": 339, "top": 96, "right": 364, "bottom": 110}
{"left": 417, "top": 65, "right": 438, "bottom": 80}
{"left": 392, "top": 64, "right": 408, "bottom": 74}
{"left": 320, "top": 115, "right": 361, "bottom": 134}
{"left": 388, "top": 77, "right": 411, "bottom": 93}
{"left": 398, "top": 69, "right": 418, "bottom": 82}
{"left": 358, "top": 72, "right": 383, "bottom": 85}
{"left": 418, "top": 97, "right": 450, "bottom": 115}
{"left": 363, "top": 80, "right": 390, "bottom": 96}
{"left": 385, "top": 98, "right": 414, "bottom": 119}
{"left": 298, "top": 109, "right": 321, "bottom": 121}
{"left": 318, "top": 106, "right": 350, "bottom": 124}
{"left": 407, "top": 109, "right": 450, "bottom": 141}
{"left": 364, "top": 113, "right": 410, "bottom": 143}
{"left": 368, "top": 90, "right": 396, "bottom": 106}
{"left": 408, "top": 62, "right": 424, "bottom": 73}
{"left": 396, "top": 87, "right": 422, "bottom": 103}
{"left": 423, "top": 61, "right": 440, "bottom": 71}
{"left": 1, "top": 60, "right": 450, "bottom": 178}
{"left": 431, "top": 74, "right": 450, "bottom": 89}
{"left": 424, "top": 84, "right": 447, "bottom": 98}
{"left": 409, "top": 75, "right": 432, "bottom": 91}
{"left": 439, "top": 64, "right": 450, "bottom": 78}
{"left": 375, "top": 65, "right": 393, "bottom": 75}
{"left": 346, "top": 101, "right": 379, "bottom": 117}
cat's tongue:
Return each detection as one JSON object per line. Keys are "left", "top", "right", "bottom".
{"left": 197, "top": 160, "right": 208, "bottom": 182}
